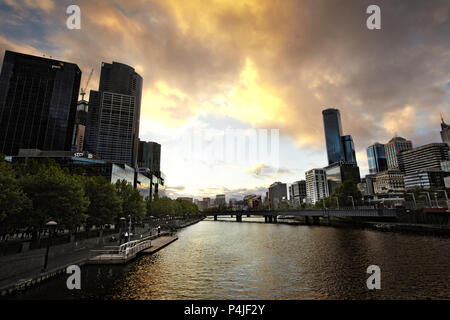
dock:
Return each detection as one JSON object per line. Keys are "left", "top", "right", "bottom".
{"left": 88, "top": 234, "right": 178, "bottom": 265}
{"left": 141, "top": 236, "right": 178, "bottom": 255}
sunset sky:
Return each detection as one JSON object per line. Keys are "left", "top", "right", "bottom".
{"left": 0, "top": 0, "right": 448, "bottom": 200}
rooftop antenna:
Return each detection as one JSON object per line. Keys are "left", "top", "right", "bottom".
{"left": 80, "top": 68, "right": 94, "bottom": 101}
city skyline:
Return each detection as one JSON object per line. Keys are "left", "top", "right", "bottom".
{"left": 0, "top": 0, "right": 448, "bottom": 200}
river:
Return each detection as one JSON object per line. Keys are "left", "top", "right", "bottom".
{"left": 12, "top": 218, "right": 450, "bottom": 299}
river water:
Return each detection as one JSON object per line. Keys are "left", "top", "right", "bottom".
{"left": 12, "top": 219, "right": 450, "bottom": 299}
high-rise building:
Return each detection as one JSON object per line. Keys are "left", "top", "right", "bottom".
{"left": 71, "top": 99, "right": 88, "bottom": 152}
{"left": 323, "top": 108, "right": 345, "bottom": 165}
{"left": 289, "top": 180, "right": 307, "bottom": 206}
{"left": 398, "top": 143, "right": 450, "bottom": 175}
{"left": 305, "top": 169, "right": 329, "bottom": 204}
{"left": 322, "top": 108, "right": 357, "bottom": 165}
{"left": 441, "top": 115, "right": 450, "bottom": 147}
{"left": 137, "top": 140, "right": 161, "bottom": 176}
{"left": 385, "top": 136, "right": 412, "bottom": 170}
{"left": 268, "top": 181, "right": 287, "bottom": 209}
{"left": 341, "top": 135, "right": 357, "bottom": 164}
{"left": 84, "top": 61, "right": 142, "bottom": 167}
{"left": 367, "top": 142, "right": 387, "bottom": 174}
{"left": 324, "top": 161, "right": 361, "bottom": 194}
{"left": 215, "top": 194, "right": 226, "bottom": 207}
{"left": 0, "top": 51, "right": 81, "bottom": 156}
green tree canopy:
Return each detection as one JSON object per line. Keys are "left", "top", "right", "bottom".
{"left": 21, "top": 162, "right": 89, "bottom": 231}
{"left": 0, "top": 155, "right": 32, "bottom": 235}
{"left": 115, "top": 179, "right": 146, "bottom": 223}
{"left": 85, "top": 175, "right": 122, "bottom": 227}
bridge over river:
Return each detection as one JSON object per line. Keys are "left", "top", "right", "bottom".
{"left": 205, "top": 208, "right": 399, "bottom": 223}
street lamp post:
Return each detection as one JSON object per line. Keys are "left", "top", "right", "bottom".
{"left": 119, "top": 217, "right": 126, "bottom": 245}
{"left": 128, "top": 215, "right": 132, "bottom": 243}
{"left": 348, "top": 196, "right": 355, "bottom": 209}
{"left": 434, "top": 193, "right": 440, "bottom": 208}
{"left": 334, "top": 197, "right": 339, "bottom": 209}
{"left": 406, "top": 193, "right": 417, "bottom": 209}
{"left": 41, "top": 221, "right": 57, "bottom": 273}
{"left": 436, "top": 190, "right": 449, "bottom": 209}
{"left": 420, "top": 192, "right": 432, "bottom": 208}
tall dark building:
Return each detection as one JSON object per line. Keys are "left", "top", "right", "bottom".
{"left": 0, "top": 51, "right": 81, "bottom": 156}
{"left": 137, "top": 140, "right": 161, "bottom": 176}
{"left": 367, "top": 142, "right": 387, "bottom": 174}
{"left": 84, "top": 62, "right": 142, "bottom": 167}
{"left": 322, "top": 108, "right": 357, "bottom": 165}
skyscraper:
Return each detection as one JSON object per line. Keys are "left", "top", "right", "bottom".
{"left": 322, "top": 108, "right": 357, "bottom": 165}
{"left": 323, "top": 108, "right": 345, "bottom": 165}
{"left": 289, "top": 180, "right": 307, "bottom": 205}
{"left": 84, "top": 62, "right": 142, "bottom": 167}
{"left": 367, "top": 142, "right": 387, "bottom": 174}
{"left": 268, "top": 181, "right": 287, "bottom": 209}
{"left": 305, "top": 168, "right": 329, "bottom": 204}
{"left": 0, "top": 51, "right": 81, "bottom": 156}
{"left": 385, "top": 136, "right": 413, "bottom": 170}
{"left": 137, "top": 140, "right": 161, "bottom": 176}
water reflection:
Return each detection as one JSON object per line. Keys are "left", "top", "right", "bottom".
{"left": 12, "top": 221, "right": 450, "bottom": 300}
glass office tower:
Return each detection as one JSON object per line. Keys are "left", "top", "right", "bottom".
{"left": 0, "top": 51, "right": 81, "bottom": 156}
{"left": 342, "top": 135, "right": 357, "bottom": 164}
{"left": 323, "top": 108, "right": 345, "bottom": 165}
{"left": 367, "top": 143, "right": 387, "bottom": 174}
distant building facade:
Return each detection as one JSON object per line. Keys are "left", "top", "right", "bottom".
{"left": 0, "top": 51, "right": 81, "bottom": 156}
{"left": 373, "top": 169, "right": 405, "bottom": 194}
{"left": 404, "top": 168, "right": 448, "bottom": 189}
{"left": 215, "top": 194, "right": 226, "bottom": 207}
{"left": 268, "top": 182, "right": 287, "bottom": 209}
{"left": 305, "top": 169, "right": 329, "bottom": 204}
{"left": 367, "top": 143, "right": 387, "bottom": 174}
{"left": 289, "top": 180, "right": 307, "bottom": 206}
{"left": 385, "top": 136, "right": 413, "bottom": 170}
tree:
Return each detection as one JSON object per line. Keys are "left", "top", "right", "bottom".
{"left": 84, "top": 176, "right": 122, "bottom": 227}
{"left": 115, "top": 180, "right": 146, "bottom": 223}
{"left": 21, "top": 162, "right": 89, "bottom": 232}
{"left": 329, "top": 180, "right": 363, "bottom": 208}
{"left": 0, "top": 155, "right": 32, "bottom": 237}
{"left": 176, "top": 199, "right": 200, "bottom": 216}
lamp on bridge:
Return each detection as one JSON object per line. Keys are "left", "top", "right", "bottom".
{"left": 41, "top": 220, "right": 58, "bottom": 273}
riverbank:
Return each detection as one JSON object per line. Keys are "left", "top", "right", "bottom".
{"left": 277, "top": 216, "right": 450, "bottom": 237}
{"left": 0, "top": 217, "right": 203, "bottom": 298}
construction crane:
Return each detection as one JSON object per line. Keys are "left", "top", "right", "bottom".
{"left": 80, "top": 68, "right": 94, "bottom": 101}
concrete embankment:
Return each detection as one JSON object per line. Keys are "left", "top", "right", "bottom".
{"left": 0, "top": 217, "right": 203, "bottom": 298}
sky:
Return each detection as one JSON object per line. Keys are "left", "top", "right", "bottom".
{"left": 0, "top": 0, "right": 449, "bottom": 200}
